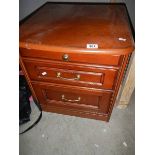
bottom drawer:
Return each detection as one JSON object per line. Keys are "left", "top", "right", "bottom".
{"left": 32, "top": 81, "right": 113, "bottom": 115}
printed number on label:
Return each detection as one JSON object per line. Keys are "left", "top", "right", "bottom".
{"left": 86, "top": 44, "right": 98, "bottom": 49}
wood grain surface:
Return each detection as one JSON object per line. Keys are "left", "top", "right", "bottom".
{"left": 20, "top": 3, "right": 134, "bottom": 54}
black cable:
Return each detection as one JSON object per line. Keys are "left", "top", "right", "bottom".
{"left": 20, "top": 100, "right": 42, "bottom": 135}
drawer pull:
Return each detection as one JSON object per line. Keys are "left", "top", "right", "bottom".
{"left": 61, "top": 94, "right": 81, "bottom": 102}
{"left": 62, "top": 54, "right": 69, "bottom": 61}
{"left": 56, "top": 72, "right": 80, "bottom": 80}
{"left": 41, "top": 71, "right": 47, "bottom": 76}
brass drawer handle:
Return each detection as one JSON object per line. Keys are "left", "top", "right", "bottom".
{"left": 61, "top": 94, "right": 81, "bottom": 102}
{"left": 56, "top": 72, "right": 80, "bottom": 80}
{"left": 62, "top": 54, "right": 69, "bottom": 61}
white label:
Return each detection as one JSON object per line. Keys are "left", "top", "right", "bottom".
{"left": 118, "top": 37, "right": 126, "bottom": 42}
{"left": 41, "top": 72, "right": 47, "bottom": 76}
{"left": 86, "top": 44, "right": 98, "bottom": 49}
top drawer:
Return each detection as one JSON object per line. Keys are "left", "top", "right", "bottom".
{"left": 20, "top": 48, "right": 122, "bottom": 66}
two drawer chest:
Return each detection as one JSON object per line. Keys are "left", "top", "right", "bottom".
{"left": 19, "top": 3, "right": 134, "bottom": 121}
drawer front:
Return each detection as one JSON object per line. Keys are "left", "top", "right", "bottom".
{"left": 32, "top": 82, "right": 113, "bottom": 114}
{"left": 20, "top": 48, "right": 122, "bottom": 66}
{"left": 23, "top": 59, "right": 118, "bottom": 90}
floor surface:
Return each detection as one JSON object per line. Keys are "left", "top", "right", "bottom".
{"left": 19, "top": 92, "right": 135, "bottom": 155}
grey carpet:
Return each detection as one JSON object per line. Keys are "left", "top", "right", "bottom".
{"left": 20, "top": 92, "right": 135, "bottom": 155}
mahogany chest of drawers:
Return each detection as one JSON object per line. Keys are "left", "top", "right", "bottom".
{"left": 19, "top": 3, "right": 134, "bottom": 121}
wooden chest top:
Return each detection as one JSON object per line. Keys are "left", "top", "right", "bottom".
{"left": 20, "top": 3, "right": 134, "bottom": 54}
